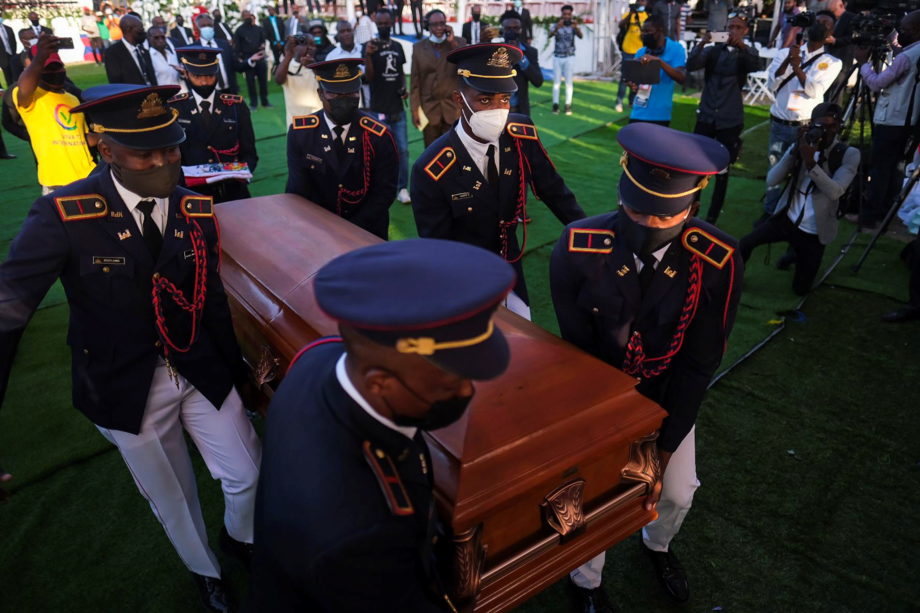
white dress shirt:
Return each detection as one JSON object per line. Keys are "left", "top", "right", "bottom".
{"left": 325, "top": 44, "right": 363, "bottom": 61}
{"left": 323, "top": 111, "right": 352, "bottom": 143}
{"left": 148, "top": 44, "right": 181, "bottom": 86}
{"left": 0, "top": 25, "right": 13, "bottom": 54}
{"left": 111, "top": 171, "right": 168, "bottom": 236}
{"left": 454, "top": 122, "right": 499, "bottom": 180}
{"left": 785, "top": 150, "right": 821, "bottom": 235}
{"left": 191, "top": 89, "right": 217, "bottom": 115}
{"left": 336, "top": 353, "right": 417, "bottom": 439}
{"left": 632, "top": 242, "right": 672, "bottom": 273}
{"left": 122, "top": 37, "right": 152, "bottom": 84}
{"left": 767, "top": 44, "right": 841, "bottom": 122}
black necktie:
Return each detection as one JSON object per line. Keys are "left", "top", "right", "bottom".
{"left": 333, "top": 125, "right": 346, "bottom": 161}
{"left": 486, "top": 144, "right": 499, "bottom": 197}
{"left": 135, "top": 47, "right": 154, "bottom": 85}
{"left": 137, "top": 199, "right": 162, "bottom": 260}
{"left": 200, "top": 100, "right": 211, "bottom": 125}
{"left": 638, "top": 253, "right": 657, "bottom": 294}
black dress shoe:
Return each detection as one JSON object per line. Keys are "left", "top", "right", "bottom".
{"left": 0, "top": 152, "right": 15, "bottom": 160}
{"left": 640, "top": 539, "right": 689, "bottom": 603}
{"left": 219, "top": 526, "right": 253, "bottom": 571}
{"left": 568, "top": 579, "right": 617, "bottom": 613}
{"left": 882, "top": 305, "right": 920, "bottom": 322}
{"left": 191, "top": 573, "right": 230, "bottom": 612}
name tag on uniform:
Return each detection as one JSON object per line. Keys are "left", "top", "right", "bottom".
{"left": 223, "top": 118, "right": 237, "bottom": 124}
{"left": 184, "top": 249, "right": 195, "bottom": 260}
{"left": 306, "top": 153, "right": 323, "bottom": 164}
{"left": 92, "top": 256, "right": 126, "bottom": 265}
{"left": 451, "top": 192, "right": 473, "bottom": 201}
{"left": 178, "top": 118, "right": 192, "bottom": 124}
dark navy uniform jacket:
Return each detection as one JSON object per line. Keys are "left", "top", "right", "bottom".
{"left": 285, "top": 110, "right": 399, "bottom": 240}
{"left": 248, "top": 340, "right": 448, "bottom": 612}
{"left": 0, "top": 171, "right": 246, "bottom": 435}
{"left": 550, "top": 212, "right": 743, "bottom": 452}
{"left": 411, "top": 114, "right": 584, "bottom": 302}
{"left": 170, "top": 92, "right": 258, "bottom": 203}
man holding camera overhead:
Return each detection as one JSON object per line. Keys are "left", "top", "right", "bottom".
{"left": 739, "top": 102, "right": 859, "bottom": 295}
{"left": 763, "top": 11, "right": 841, "bottom": 220}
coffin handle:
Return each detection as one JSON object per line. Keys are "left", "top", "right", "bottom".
{"left": 541, "top": 479, "right": 586, "bottom": 542}
{"left": 253, "top": 345, "right": 281, "bottom": 391}
{"left": 450, "top": 524, "right": 487, "bottom": 603}
{"left": 620, "top": 431, "right": 661, "bottom": 494}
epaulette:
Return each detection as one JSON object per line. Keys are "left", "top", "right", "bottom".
{"left": 362, "top": 441, "right": 414, "bottom": 516}
{"left": 423, "top": 147, "right": 456, "bottom": 181}
{"left": 219, "top": 93, "right": 244, "bottom": 105}
{"left": 54, "top": 193, "right": 108, "bottom": 222}
{"left": 507, "top": 122, "right": 538, "bottom": 140}
{"left": 181, "top": 195, "right": 214, "bottom": 218}
{"left": 568, "top": 228, "right": 614, "bottom": 254}
{"left": 359, "top": 115, "right": 387, "bottom": 137}
{"left": 292, "top": 114, "right": 319, "bottom": 130}
{"left": 168, "top": 92, "right": 189, "bottom": 103}
{"left": 285, "top": 336, "right": 343, "bottom": 375}
{"left": 682, "top": 227, "right": 734, "bottom": 269}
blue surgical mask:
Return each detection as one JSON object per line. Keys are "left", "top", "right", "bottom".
{"left": 199, "top": 26, "right": 215, "bottom": 41}
{"left": 429, "top": 33, "right": 446, "bottom": 43}
{"left": 638, "top": 5, "right": 646, "bottom": 11}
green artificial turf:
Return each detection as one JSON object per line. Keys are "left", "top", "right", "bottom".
{"left": 0, "top": 63, "right": 917, "bottom": 612}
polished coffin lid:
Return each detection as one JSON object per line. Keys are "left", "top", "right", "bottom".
{"left": 216, "top": 195, "right": 666, "bottom": 603}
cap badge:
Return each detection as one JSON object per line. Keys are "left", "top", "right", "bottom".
{"left": 334, "top": 63, "right": 350, "bottom": 78}
{"left": 487, "top": 47, "right": 511, "bottom": 69}
{"left": 650, "top": 168, "right": 671, "bottom": 180}
{"left": 137, "top": 93, "right": 167, "bottom": 119}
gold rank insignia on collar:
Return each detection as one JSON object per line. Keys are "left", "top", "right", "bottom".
{"left": 362, "top": 441, "right": 414, "bottom": 516}
{"left": 568, "top": 228, "right": 615, "bottom": 254}
{"left": 54, "top": 194, "right": 108, "bottom": 222}
{"left": 663, "top": 266, "right": 678, "bottom": 278}
{"left": 181, "top": 195, "right": 214, "bottom": 218}
{"left": 682, "top": 227, "right": 734, "bottom": 269}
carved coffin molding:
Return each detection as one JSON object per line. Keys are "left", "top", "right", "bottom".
{"left": 620, "top": 431, "right": 661, "bottom": 493}
{"left": 451, "top": 524, "right": 487, "bottom": 602}
{"left": 541, "top": 479, "right": 586, "bottom": 541}
{"left": 253, "top": 345, "right": 280, "bottom": 389}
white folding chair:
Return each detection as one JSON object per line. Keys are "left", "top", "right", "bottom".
{"left": 745, "top": 70, "right": 774, "bottom": 104}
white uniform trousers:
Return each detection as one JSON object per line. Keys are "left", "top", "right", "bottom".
{"left": 97, "top": 360, "right": 262, "bottom": 578}
{"left": 570, "top": 427, "right": 699, "bottom": 589}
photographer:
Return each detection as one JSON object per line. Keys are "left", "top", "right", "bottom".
{"left": 848, "top": 9, "right": 920, "bottom": 229}
{"left": 364, "top": 8, "right": 410, "bottom": 204}
{"left": 274, "top": 34, "right": 322, "bottom": 127}
{"left": 615, "top": 0, "right": 648, "bottom": 113}
{"left": 763, "top": 11, "right": 841, "bottom": 218}
{"left": 824, "top": 1, "right": 856, "bottom": 101}
{"left": 628, "top": 15, "right": 687, "bottom": 127}
{"left": 549, "top": 5, "right": 583, "bottom": 115}
{"left": 740, "top": 103, "right": 860, "bottom": 295}
{"left": 688, "top": 13, "right": 759, "bottom": 223}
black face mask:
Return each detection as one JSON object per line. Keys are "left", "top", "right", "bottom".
{"left": 190, "top": 82, "right": 216, "bottom": 98}
{"left": 328, "top": 96, "right": 359, "bottom": 125}
{"left": 504, "top": 29, "right": 519, "bottom": 42}
{"left": 111, "top": 159, "right": 181, "bottom": 199}
{"left": 807, "top": 23, "right": 827, "bottom": 43}
{"left": 472, "top": 13, "right": 481, "bottom": 21}
{"left": 30, "top": 18, "right": 39, "bottom": 26}
{"left": 383, "top": 372, "right": 474, "bottom": 431}
{"left": 377, "top": 25, "right": 391, "bottom": 39}
{"left": 641, "top": 33, "right": 661, "bottom": 51}
{"left": 41, "top": 70, "right": 66, "bottom": 88}
{"left": 617, "top": 208, "right": 688, "bottom": 257}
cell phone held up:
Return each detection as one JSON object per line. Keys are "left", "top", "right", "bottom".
{"left": 55, "top": 37, "right": 75, "bottom": 50}
{"left": 710, "top": 31, "right": 729, "bottom": 43}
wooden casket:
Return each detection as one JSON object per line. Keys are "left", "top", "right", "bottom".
{"left": 216, "top": 194, "right": 667, "bottom": 612}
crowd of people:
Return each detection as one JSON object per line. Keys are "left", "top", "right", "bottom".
{"left": 0, "top": 2, "right": 918, "bottom": 613}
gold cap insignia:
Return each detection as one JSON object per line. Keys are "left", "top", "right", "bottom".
{"left": 650, "top": 168, "right": 671, "bottom": 180}
{"left": 137, "top": 93, "right": 167, "bottom": 119}
{"left": 487, "top": 47, "right": 511, "bottom": 69}
{"left": 198, "top": 52, "right": 208, "bottom": 61}
{"left": 334, "top": 63, "right": 351, "bottom": 78}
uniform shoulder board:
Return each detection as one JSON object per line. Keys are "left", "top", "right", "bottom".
{"left": 682, "top": 227, "right": 734, "bottom": 269}
{"left": 54, "top": 193, "right": 108, "bottom": 222}
{"left": 292, "top": 114, "right": 320, "bottom": 130}
{"left": 168, "top": 92, "right": 189, "bottom": 103}
{"left": 219, "top": 93, "right": 244, "bottom": 105}
{"left": 423, "top": 147, "right": 457, "bottom": 181}
{"left": 568, "top": 228, "right": 615, "bottom": 254}
{"left": 358, "top": 115, "right": 387, "bottom": 137}
{"left": 362, "top": 441, "right": 414, "bottom": 516}
{"left": 507, "top": 122, "right": 539, "bottom": 140}
{"left": 181, "top": 195, "right": 214, "bottom": 218}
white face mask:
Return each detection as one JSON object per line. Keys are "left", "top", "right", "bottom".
{"left": 429, "top": 32, "right": 446, "bottom": 43}
{"left": 460, "top": 91, "right": 509, "bottom": 143}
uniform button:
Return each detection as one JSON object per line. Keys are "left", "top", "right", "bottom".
{"left": 152, "top": 273, "right": 160, "bottom": 281}
{"left": 95, "top": 201, "right": 104, "bottom": 209}
{"left": 592, "top": 307, "right": 599, "bottom": 313}
{"left": 338, "top": 184, "right": 343, "bottom": 189}
{"left": 154, "top": 340, "right": 162, "bottom": 348}
{"left": 432, "top": 535, "right": 438, "bottom": 545}
{"left": 467, "top": 207, "right": 473, "bottom": 212}
{"left": 208, "top": 158, "right": 214, "bottom": 163}
{"left": 102, "top": 266, "right": 110, "bottom": 273}
{"left": 83, "top": 348, "right": 89, "bottom": 355}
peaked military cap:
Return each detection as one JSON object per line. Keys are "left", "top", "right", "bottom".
{"left": 448, "top": 43, "right": 522, "bottom": 94}
{"left": 71, "top": 84, "right": 186, "bottom": 150}
{"left": 176, "top": 45, "right": 220, "bottom": 76}
{"left": 308, "top": 58, "right": 364, "bottom": 94}
{"left": 617, "top": 123, "right": 729, "bottom": 216}
{"left": 314, "top": 239, "right": 516, "bottom": 380}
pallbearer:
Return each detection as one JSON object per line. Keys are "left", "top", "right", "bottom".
{"left": 169, "top": 45, "right": 258, "bottom": 203}
{"left": 411, "top": 43, "right": 584, "bottom": 319}
{"left": 550, "top": 123, "right": 743, "bottom": 610}
{"left": 285, "top": 58, "right": 399, "bottom": 239}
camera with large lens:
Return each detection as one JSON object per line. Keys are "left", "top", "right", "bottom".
{"left": 790, "top": 11, "right": 816, "bottom": 28}
{"left": 293, "top": 33, "right": 310, "bottom": 45}
{"left": 851, "top": 12, "right": 898, "bottom": 50}
{"left": 804, "top": 123, "right": 827, "bottom": 147}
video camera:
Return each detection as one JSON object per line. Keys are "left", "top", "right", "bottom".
{"left": 851, "top": 12, "right": 899, "bottom": 51}
{"left": 789, "top": 11, "right": 816, "bottom": 29}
